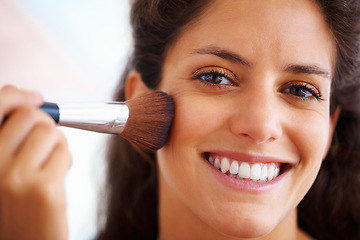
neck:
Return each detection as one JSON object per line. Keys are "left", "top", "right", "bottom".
{"left": 157, "top": 173, "right": 309, "bottom": 240}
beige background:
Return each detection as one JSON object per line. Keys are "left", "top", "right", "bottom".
{"left": 0, "top": 1, "right": 131, "bottom": 239}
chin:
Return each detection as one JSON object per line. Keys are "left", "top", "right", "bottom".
{"left": 206, "top": 209, "right": 280, "bottom": 239}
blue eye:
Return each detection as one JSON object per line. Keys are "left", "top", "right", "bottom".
{"left": 282, "top": 83, "right": 324, "bottom": 100}
{"left": 199, "top": 71, "right": 232, "bottom": 84}
{"left": 192, "top": 68, "right": 236, "bottom": 87}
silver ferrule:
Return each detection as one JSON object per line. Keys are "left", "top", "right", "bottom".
{"left": 57, "top": 102, "right": 129, "bottom": 134}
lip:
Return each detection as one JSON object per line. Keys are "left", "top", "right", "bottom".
{"left": 202, "top": 150, "right": 294, "bottom": 193}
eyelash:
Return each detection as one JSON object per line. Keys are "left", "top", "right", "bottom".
{"left": 192, "top": 68, "right": 237, "bottom": 88}
{"left": 192, "top": 69, "right": 324, "bottom": 101}
{"left": 281, "top": 82, "right": 324, "bottom": 101}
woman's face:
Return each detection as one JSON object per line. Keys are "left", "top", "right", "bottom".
{"left": 156, "top": 0, "right": 337, "bottom": 238}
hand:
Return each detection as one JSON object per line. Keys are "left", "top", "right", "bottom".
{"left": 0, "top": 85, "right": 71, "bottom": 240}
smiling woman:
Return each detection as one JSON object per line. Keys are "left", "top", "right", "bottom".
{"left": 98, "top": 0, "right": 360, "bottom": 240}
{"left": 0, "top": 0, "right": 359, "bottom": 240}
{"left": 154, "top": 1, "right": 338, "bottom": 239}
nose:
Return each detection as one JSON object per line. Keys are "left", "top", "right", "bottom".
{"left": 229, "top": 89, "right": 283, "bottom": 145}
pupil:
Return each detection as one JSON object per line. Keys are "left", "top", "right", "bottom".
{"left": 203, "top": 74, "right": 222, "bottom": 84}
{"left": 291, "top": 86, "right": 308, "bottom": 97}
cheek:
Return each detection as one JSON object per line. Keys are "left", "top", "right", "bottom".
{"left": 286, "top": 111, "right": 331, "bottom": 201}
{"left": 293, "top": 113, "right": 330, "bottom": 163}
{"left": 156, "top": 92, "right": 229, "bottom": 196}
{"left": 164, "top": 90, "right": 232, "bottom": 151}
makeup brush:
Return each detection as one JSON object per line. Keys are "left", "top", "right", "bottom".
{"left": 39, "top": 91, "right": 174, "bottom": 151}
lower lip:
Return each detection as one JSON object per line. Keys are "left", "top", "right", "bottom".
{"left": 204, "top": 158, "right": 290, "bottom": 193}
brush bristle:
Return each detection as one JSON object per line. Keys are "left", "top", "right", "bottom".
{"left": 120, "top": 91, "right": 174, "bottom": 151}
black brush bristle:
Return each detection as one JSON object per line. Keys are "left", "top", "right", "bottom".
{"left": 120, "top": 91, "right": 174, "bottom": 151}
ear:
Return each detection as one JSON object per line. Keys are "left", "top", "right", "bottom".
{"left": 324, "top": 107, "right": 341, "bottom": 159}
{"left": 125, "top": 70, "right": 151, "bottom": 100}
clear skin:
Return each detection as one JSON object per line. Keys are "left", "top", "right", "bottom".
{"left": 0, "top": 85, "right": 71, "bottom": 240}
{"left": 128, "top": 0, "right": 339, "bottom": 239}
{"left": 0, "top": 0, "right": 339, "bottom": 239}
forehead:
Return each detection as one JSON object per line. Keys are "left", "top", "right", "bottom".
{"left": 166, "top": 0, "right": 335, "bottom": 74}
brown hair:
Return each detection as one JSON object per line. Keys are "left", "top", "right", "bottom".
{"left": 97, "top": 1, "right": 360, "bottom": 239}
{"left": 298, "top": 1, "right": 360, "bottom": 240}
{"left": 97, "top": 1, "right": 211, "bottom": 239}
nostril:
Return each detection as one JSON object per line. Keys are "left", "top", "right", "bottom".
{"left": 236, "top": 133, "right": 278, "bottom": 145}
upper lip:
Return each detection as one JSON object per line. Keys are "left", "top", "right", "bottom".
{"left": 204, "top": 150, "right": 295, "bottom": 166}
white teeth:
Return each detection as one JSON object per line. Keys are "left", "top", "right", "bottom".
{"left": 229, "top": 174, "right": 237, "bottom": 178}
{"left": 238, "top": 162, "right": 251, "bottom": 179}
{"left": 221, "top": 157, "right": 230, "bottom": 173}
{"left": 214, "top": 157, "right": 221, "bottom": 169}
{"left": 260, "top": 166, "right": 268, "bottom": 181}
{"left": 268, "top": 165, "right": 275, "bottom": 181}
{"left": 274, "top": 167, "right": 280, "bottom": 178}
{"left": 208, "top": 155, "right": 214, "bottom": 165}
{"left": 207, "top": 155, "right": 282, "bottom": 182}
{"left": 250, "top": 163, "right": 261, "bottom": 180}
{"left": 229, "top": 161, "right": 239, "bottom": 174}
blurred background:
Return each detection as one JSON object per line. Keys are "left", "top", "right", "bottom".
{"left": 0, "top": 0, "right": 131, "bottom": 239}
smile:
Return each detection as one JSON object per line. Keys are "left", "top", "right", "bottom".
{"left": 204, "top": 152, "right": 291, "bottom": 182}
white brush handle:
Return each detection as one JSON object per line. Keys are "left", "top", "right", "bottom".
{"left": 40, "top": 102, "right": 129, "bottom": 134}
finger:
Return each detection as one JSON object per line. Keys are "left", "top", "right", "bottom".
{"left": 42, "top": 135, "right": 72, "bottom": 181}
{"left": 0, "top": 107, "right": 53, "bottom": 164}
{"left": 14, "top": 118, "right": 60, "bottom": 171}
{"left": 0, "top": 85, "right": 43, "bottom": 124}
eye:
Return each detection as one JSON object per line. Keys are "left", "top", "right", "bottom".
{"left": 192, "top": 67, "right": 237, "bottom": 86}
{"left": 281, "top": 82, "right": 324, "bottom": 101}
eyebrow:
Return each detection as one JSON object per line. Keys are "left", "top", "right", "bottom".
{"left": 192, "top": 46, "right": 331, "bottom": 80}
{"left": 283, "top": 64, "right": 331, "bottom": 80}
{"left": 192, "top": 46, "right": 252, "bottom": 67}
